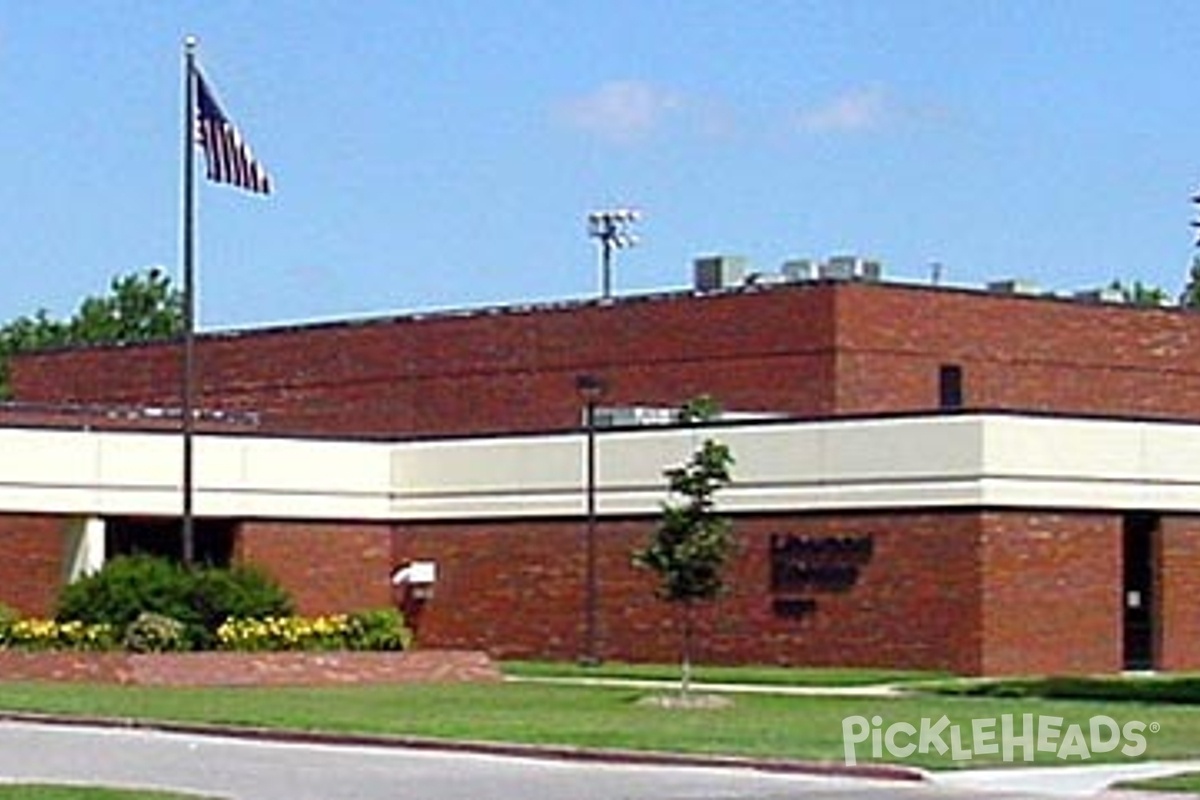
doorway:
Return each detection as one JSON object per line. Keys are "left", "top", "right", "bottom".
{"left": 1122, "top": 512, "right": 1158, "bottom": 671}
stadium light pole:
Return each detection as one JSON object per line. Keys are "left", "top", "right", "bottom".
{"left": 587, "top": 208, "right": 640, "bottom": 300}
{"left": 576, "top": 373, "right": 606, "bottom": 665}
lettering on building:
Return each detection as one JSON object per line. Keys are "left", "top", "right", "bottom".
{"left": 769, "top": 534, "right": 873, "bottom": 618}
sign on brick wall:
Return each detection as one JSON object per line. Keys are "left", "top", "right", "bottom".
{"left": 769, "top": 533, "right": 873, "bottom": 618}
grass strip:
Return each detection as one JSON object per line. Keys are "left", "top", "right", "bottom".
{"left": 0, "top": 680, "right": 1198, "bottom": 770}
{"left": 929, "top": 675, "right": 1200, "bottom": 705}
{"left": 1111, "top": 770, "right": 1200, "bottom": 793}
{"left": 0, "top": 786, "right": 214, "bottom": 799}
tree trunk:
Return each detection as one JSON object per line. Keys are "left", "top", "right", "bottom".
{"left": 680, "top": 601, "right": 693, "bottom": 698}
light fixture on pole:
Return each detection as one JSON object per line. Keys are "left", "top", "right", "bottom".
{"left": 575, "top": 373, "right": 606, "bottom": 665}
{"left": 587, "top": 208, "right": 641, "bottom": 300}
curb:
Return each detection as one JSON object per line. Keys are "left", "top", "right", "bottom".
{"left": 0, "top": 710, "right": 928, "bottom": 783}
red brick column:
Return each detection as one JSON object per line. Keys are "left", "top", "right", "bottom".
{"left": 1158, "top": 516, "right": 1200, "bottom": 670}
{"left": 980, "top": 512, "right": 1122, "bottom": 676}
{"left": 0, "top": 515, "right": 69, "bottom": 617}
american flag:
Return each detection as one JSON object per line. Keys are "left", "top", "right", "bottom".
{"left": 194, "top": 70, "right": 272, "bottom": 195}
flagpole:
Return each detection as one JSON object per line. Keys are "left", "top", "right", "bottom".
{"left": 181, "top": 36, "right": 198, "bottom": 567}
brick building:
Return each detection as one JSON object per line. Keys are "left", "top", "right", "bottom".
{"left": 4, "top": 274, "right": 1200, "bottom": 675}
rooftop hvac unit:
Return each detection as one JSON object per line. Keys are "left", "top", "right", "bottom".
{"left": 987, "top": 279, "right": 1041, "bottom": 296}
{"left": 1073, "top": 287, "right": 1126, "bottom": 304}
{"left": 819, "top": 256, "right": 882, "bottom": 282}
{"left": 781, "top": 259, "right": 817, "bottom": 281}
{"left": 694, "top": 255, "right": 747, "bottom": 292}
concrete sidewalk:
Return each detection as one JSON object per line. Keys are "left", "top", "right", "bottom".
{"left": 934, "top": 760, "right": 1200, "bottom": 797}
{"left": 505, "top": 673, "right": 909, "bottom": 697}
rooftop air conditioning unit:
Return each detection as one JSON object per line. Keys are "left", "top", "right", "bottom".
{"left": 781, "top": 259, "right": 817, "bottom": 281}
{"left": 987, "top": 279, "right": 1041, "bottom": 296}
{"left": 820, "top": 255, "right": 882, "bottom": 282}
{"left": 1073, "top": 287, "right": 1126, "bottom": 304}
{"left": 821, "top": 256, "right": 857, "bottom": 280}
{"left": 694, "top": 255, "right": 747, "bottom": 292}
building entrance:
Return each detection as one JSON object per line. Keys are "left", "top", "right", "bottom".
{"left": 1122, "top": 512, "right": 1158, "bottom": 671}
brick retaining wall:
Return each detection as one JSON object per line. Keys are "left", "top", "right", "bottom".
{"left": 0, "top": 650, "right": 500, "bottom": 686}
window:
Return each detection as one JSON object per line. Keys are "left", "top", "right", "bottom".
{"left": 939, "top": 364, "right": 963, "bottom": 409}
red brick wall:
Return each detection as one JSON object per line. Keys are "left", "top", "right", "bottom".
{"left": 0, "top": 509, "right": 1139, "bottom": 676}
{"left": 978, "top": 512, "right": 1122, "bottom": 675}
{"left": 835, "top": 285, "right": 1200, "bottom": 417}
{"left": 393, "top": 513, "right": 988, "bottom": 674}
{"left": 17, "top": 282, "right": 1200, "bottom": 438}
{"left": 0, "top": 515, "right": 67, "bottom": 617}
{"left": 1158, "top": 516, "right": 1200, "bottom": 670}
{"left": 9, "top": 286, "right": 839, "bottom": 436}
{"left": 237, "top": 521, "right": 394, "bottom": 615}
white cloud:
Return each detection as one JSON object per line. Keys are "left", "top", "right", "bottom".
{"left": 793, "top": 86, "right": 891, "bottom": 133}
{"left": 555, "top": 80, "right": 684, "bottom": 145}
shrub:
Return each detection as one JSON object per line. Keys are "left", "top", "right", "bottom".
{"left": 122, "top": 611, "right": 187, "bottom": 653}
{"left": 216, "top": 609, "right": 411, "bottom": 652}
{"left": 217, "top": 614, "right": 350, "bottom": 652}
{"left": 56, "top": 555, "right": 293, "bottom": 650}
{"left": 0, "top": 619, "right": 116, "bottom": 651}
{"left": 347, "top": 608, "right": 411, "bottom": 651}
{"left": 186, "top": 565, "right": 293, "bottom": 649}
{"left": 0, "top": 604, "right": 18, "bottom": 636}
{"left": 57, "top": 555, "right": 193, "bottom": 630}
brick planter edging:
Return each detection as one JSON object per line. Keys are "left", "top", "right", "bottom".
{"left": 0, "top": 649, "right": 500, "bottom": 686}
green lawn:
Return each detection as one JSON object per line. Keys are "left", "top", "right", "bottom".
{"left": 930, "top": 674, "right": 1200, "bottom": 704}
{"left": 0, "top": 787, "right": 213, "bottom": 800}
{"left": 1112, "top": 771, "right": 1200, "bottom": 793}
{"left": 502, "top": 660, "right": 941, "bottom": 686}
{"left": 0, "top": 679, "right": 1197, "bottom": 770}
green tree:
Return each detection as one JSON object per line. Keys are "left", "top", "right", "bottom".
{"left": 634, "top": 401, "right": 735, "bottom": 696}
{"left": 1180, "top": 256, "right": 1200, "bottom": 309}
{"left": 0, "top": 268, "right": 182, "bottom": 398}
{"left": 1108, "top": 278, "right": 1170, "bottom": 307}
{"left": 678, "top": 394, "right": 722, "bottom": 424}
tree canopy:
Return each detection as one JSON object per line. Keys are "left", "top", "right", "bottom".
{"left": 0, "top": 268, "right": 183, "bottom": 399}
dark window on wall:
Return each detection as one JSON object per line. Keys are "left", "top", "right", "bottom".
{"left": 105, "top": 517, "right": 237, "bottom": 567}
{"left": 939, "top": 364, "right": 963, "bottom": 409}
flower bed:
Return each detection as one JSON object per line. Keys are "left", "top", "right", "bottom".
{"left": 0, "top": 649, "right": 500, "bottom": 686}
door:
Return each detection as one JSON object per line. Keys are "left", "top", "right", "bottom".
{"left": 1122, "top": 513, "right": 1158, "bottom": 671}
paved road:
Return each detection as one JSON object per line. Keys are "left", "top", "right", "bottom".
{"left": 0, "top": 721, "right": 1186, "bottom": 800}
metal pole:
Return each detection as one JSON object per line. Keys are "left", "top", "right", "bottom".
{"left": 583, "top": 396, "right": 599, "bottom": 665}
{"left": 600, "top": 237, "right": 613, "bottom": 301}
{"left": 181, "top": 37, "right": 197, "bottom": 567}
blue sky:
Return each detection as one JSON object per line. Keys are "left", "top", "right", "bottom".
{"left": 2, "top": 2, "right": 1199, "bottom": 329}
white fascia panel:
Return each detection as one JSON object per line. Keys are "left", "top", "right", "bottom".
{"left": 392, "top": 435, "right": 582, "bottom": 499}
